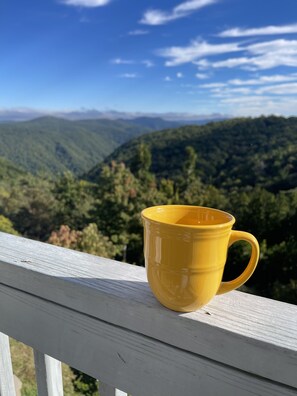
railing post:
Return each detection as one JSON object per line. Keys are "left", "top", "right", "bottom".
{"left": 34, "top": 350, "right": 63, "bottom": 396}
{"left": 0, "top": 332, "right": 16, "bottom": 396}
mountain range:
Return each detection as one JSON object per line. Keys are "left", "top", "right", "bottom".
{"left": 0, "top": 115, "right": 229, "bottom": 176}
{"left": 0, "top": 108, "right": 228, "bottom": 123}
{"left": 1, "top": 115, "right": 296, "bottom": 194}
{"left": 0, "top": 116, "right": 183, "bottom": 175}
{"left": 88, "top": 116, "right": 297, "bottom": 192}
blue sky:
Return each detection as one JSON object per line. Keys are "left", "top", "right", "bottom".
{"left": 1, "top": 0, "right": 297, "bottom": 119}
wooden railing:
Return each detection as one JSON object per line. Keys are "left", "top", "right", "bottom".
{"left": 0, "top": 232, "right": 296, "bottom": 396}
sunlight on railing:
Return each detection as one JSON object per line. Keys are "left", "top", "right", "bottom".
{"left": 0, "top": 232, "right": 296, "bottom": 396}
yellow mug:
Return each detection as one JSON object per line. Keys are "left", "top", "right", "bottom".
{"left": 141, "top": 205, "right": 260, "bottom": 312}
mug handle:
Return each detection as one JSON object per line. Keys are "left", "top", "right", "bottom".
{"left": 216, "top": 230, "right": 260, "bottom": 295}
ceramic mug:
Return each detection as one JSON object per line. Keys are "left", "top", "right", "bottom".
{"left": 142, "top": 205, "right": 260, "bottom": 312}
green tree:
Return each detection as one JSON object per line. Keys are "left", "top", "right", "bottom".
{"left": 178, "top": 146, "right": 204, "bottom": 205}
{"left": 48, "top": 224, "right": 116, "bottom": 258}
{"left": 0, "top": 215, "right": 18, "bottom": 235}
{"left": 4, "top": 176, "right": 57, "bottom": 240}
{"left": 183, "top": 146, "right": 197, "bottom": 183}
{"left": 131, "top": 143, "right": 152, "bottom": 175}
{"left": 79, "top": 223, "right": 116, "bottom": 257}
{"left": 53, "top": 172, "right": 95, "bottom": 230}
{"left": 92, "top": 162, "right": 139, "bottom": 261}
{"left": 72, "top": 372, "right": 98, "bottom": 396}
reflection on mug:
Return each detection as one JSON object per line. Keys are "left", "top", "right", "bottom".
{"left": 142, "top": 205, "right": 260, "bottom": 312}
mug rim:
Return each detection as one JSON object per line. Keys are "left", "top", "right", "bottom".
{"left": 141, "top": 205, "right": 235, "bottom": 229}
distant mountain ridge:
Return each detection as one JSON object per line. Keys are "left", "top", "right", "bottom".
{"left": 87, "top": 116, "right": 297, "bottom": 191}
{"left": 117, "top": 117, "right": 181, "bottom": 130}
{"left": 0, "top": 116, "right": 176, "bottom": 175}
{"left": 0, "top": 115, "right": 230, "bottom": 176}
{"left": 118, "top": 116, "right": 227, "bottom": 129}
{"left": 0, "top": 108, "right": 229, "bottom": 123}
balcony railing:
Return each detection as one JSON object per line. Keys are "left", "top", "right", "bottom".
{"left": 0, "top": 231, "right": 296, "bottom": 396}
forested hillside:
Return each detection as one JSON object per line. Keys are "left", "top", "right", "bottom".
{"left": 0, "top": 156, "right": 27, "bottom": 181}
{"left": 0, "top": 116, "right": 160, "bottom": 175}
{"left": 90, "top": 116, "right": 297, "bottom": 191}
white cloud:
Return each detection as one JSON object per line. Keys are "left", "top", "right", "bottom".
{"left": 219, "top": 24, "right": 297, "bottom": 37}
{"left": 198, "top": 74, "right": 297, "bottom": 115}
{"left": 199, "top": 54, "right": 284, "bottom": 71}
{"left": 210, "top": 87, "right": 252, "bottom": 96}
{"left": 228, "top": 74, "right": 297, "bottom": 86}
{"left": 220, "top": 95, "right": 269, "bottom": 104}
{"left": 140, "top": 0, "right": 217, "bottom": 25}
{"left": 177, "top": 72, "right": 183, "bottom": 78}
{"left": 119, "top": 73, "right": 138, "bottom": 78}
{"left": 229, "top": 87, "right": 251, "bottom": 94}
{"left": 218, "top": 96, "right": 297, "bottom": 116}
{"left": 196, "top": 39, "right": 297, "bottom": 71}
{"left": 196, "top": 72, "right": 210, "bottom": 79}
{"left": 248, "top": 39, "right": 297, "bottom": 55}
{"left": 195, "top": 59, "right": 210, "bottom": 69}
{"left": 111, "top": 58, "right": 134, "bottom": 65}
{"left": 201, "top": 75, "right": 297, "bottom": 97}
{"left": 140, "top": 10, "right": 171, "bottom": 26}
{"left": 164, "top": 76, "right": 172, "bottom": 81}
{"left": 159, "top": 38, "right": 297, "bottom": 70}
{"left": 142, "top": 60, "right": 154, "bottom": 68}
{"left": 112, "top": 58, "right": 154, "bottom": 68}
{"left": 175, "top": 0, "right": 217, "bottom": 12}
{"left": 128, "top": 29, "right": 149, "bottom": 36}
{"left": 198, "top": 57, "right": 251, "bottom": 69}
{"left": 158, "top": 39, "right": 241, "bottom": 66}
{"left": 200, "top": 82, "right": 226, "bottom": 88}
{"left": 257, "top": 82, "right": 297, "bottom": 95}
{"left": 61, "top": 0, "right": 110, "bottom": 7}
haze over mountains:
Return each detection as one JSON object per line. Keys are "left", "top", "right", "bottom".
{"left": 0, "top": 108, "right": 228, "bottom": 123}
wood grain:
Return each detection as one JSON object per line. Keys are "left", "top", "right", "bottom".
{"left": 0, "top": 232, "right": 296, "bottom": 394}
{"left": 34, "top": 351, "right": 63, "bottom": 396}
{"left": 0, "top": 284, "right": 296, "bottom": 396}
{"left": 0, "top": 332, "right": 16, "bottom": 396}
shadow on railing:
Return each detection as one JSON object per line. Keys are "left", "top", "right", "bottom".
{"left": 0, "top": 232, "right": 296, "bottom": 396}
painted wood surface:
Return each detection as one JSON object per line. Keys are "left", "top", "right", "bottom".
{"left": 34, "top": 351, "right": 63, "bottom": 396}
{"left": 99, "top": 382, "right": 127, "bottom": 396}
{"left": 0, "top": 333, "right": 16, "bottom": 396}
{"left": 0, "top": 283, "right": 296, "bottom": 396}
{"left": 0, "top": 232, "right": 296, "bottom": 395}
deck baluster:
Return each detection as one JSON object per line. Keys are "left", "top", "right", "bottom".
{"left": 34, "top": 351, "right": 63, "bottom": 396}
{"left": 0, "top": 332, "right": 16, "bottom": 396}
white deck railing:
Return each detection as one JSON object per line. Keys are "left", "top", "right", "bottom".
{"left": 0, "top": 232, "right": 296, "bottom": 396}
